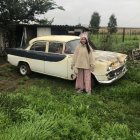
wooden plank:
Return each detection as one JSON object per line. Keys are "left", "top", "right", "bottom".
{"left": 132, "top": 48, "right": 140, "bottom": 62}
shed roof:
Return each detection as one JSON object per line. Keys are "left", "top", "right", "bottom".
{"left": 16, "top": 24, "right": 89, "bottom": 31}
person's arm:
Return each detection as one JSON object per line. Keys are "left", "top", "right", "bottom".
{"left": 71, "top": 46, "right": 79, "bottom": 69}
{"left": 89, "top": 48, "right": 95, "bottom": 72}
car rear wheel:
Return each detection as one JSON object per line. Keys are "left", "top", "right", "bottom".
{"left": 19, "top": 63, "right": 31, "bottom": 76}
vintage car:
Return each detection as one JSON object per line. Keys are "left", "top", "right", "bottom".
{"left": 7, "top": 35, "right": 127, "bottom": 84}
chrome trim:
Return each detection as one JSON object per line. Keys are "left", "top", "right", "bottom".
{"left": 98, "top": 66, "right": 127, "bottom": 84}
{"left": 107, "top": 64, "right": 124, "bottom": 73}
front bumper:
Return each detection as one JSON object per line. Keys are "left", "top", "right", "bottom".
{"left": 98, "top": 66, "right": 127, "bottom": 84}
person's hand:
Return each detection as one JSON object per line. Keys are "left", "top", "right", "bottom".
{"left": 90, "top": 64, "right": 95, "bottom": 72}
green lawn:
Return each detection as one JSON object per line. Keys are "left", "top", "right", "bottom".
{"left": 0, "top": 61, "right": 140, "bottom": 140}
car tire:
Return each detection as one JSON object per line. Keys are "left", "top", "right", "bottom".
{"left": 19, "top": 63, "right": 31, "bottom": 76}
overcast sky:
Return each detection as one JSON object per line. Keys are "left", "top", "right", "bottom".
{"left": 45, "top": 0, "right": 140, "bottom": 27}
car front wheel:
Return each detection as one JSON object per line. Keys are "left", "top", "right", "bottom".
{"left": 19, "top": 63, "right": 31, "bottom": 76}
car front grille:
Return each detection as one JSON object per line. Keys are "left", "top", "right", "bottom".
{"left": 107, "top": 65, "right": 125, "bottom": 79}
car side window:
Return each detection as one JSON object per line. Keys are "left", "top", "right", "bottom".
{"left": 48, "top": 42, "right": 63, "bottom": 54}
{"left": 30, "top": 42, "right": 46, "bottom": 52}
{"left": 65, "top": 39, "right": 80, "bottom": 54}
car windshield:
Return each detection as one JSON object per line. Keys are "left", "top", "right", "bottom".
{"left": 64, "top": 39, "right": 80, "bottom": 54}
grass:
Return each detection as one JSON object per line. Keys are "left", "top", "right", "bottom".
{"left": 89, "top": 33, "right": 140, "bottom": 53}
{"left": 0, "top": 61, "right": 140, "bottom": 139}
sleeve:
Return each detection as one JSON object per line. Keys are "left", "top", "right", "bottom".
{"left": 89, "top": 48, "right": 95, "bottom": 71}
{"left": 71, "top": 46, "right": 79, "bottom": 66}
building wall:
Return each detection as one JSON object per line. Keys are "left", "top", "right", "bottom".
{"left": 37, "top": 27, "right": 51, "bottom": 37}
{"left": 0, "top": 25, "right": 87, "bottom": 50}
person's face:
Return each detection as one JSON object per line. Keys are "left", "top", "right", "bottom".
{"left": 80, "top": 37, "right": 87, "bottom": 45}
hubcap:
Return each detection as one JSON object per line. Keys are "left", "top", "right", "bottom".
{"left": 20, "top": 65, "right": 27, "bottom": 75}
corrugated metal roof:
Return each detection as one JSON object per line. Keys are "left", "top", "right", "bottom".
{"left": 16, "top": 24, "right": 89, "bottom": 30}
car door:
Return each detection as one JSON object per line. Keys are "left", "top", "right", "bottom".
{"left": 44, "top": 42, "right": 68, "bottom": 79}
{"left": 27, "top": 41, "right": 47, "bottom": 73}
{"left": 64, "top": 39, "right": 80, "bottom": 80}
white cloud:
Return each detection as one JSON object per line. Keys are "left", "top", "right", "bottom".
{"left": 45, "top": 0, "right": 140, "bottom": 27}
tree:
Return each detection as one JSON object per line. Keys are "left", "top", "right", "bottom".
{"left": 89, "top": 12, "right": 100, "bottom": 34}
{"left": 107, "top": 14, "right": 117, "bottom": 34}
{"left": 0, "top": 0, "right": 64, "bottom": 51}
{"left": 36, "top": 18, "right": 54, "bottom": 25}
{"left": 0, "top": 0, "right": 64, "bottom": 25}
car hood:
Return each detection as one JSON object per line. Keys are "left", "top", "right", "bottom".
{"left": 93, "top": 50, "right": 127, "bottom": 66}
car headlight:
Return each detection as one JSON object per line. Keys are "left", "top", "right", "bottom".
{"left": 124, "top": 57, "right": 128, "bottom": 63}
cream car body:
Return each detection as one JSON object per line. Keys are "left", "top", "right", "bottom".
{"left": 7, "top": 35, "right": 127, "bottom": 84}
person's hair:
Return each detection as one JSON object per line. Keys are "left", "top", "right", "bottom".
{"left": 80, "top": 37, "right": 91, "bottom": 53}
{"left": 88, "top": 38, "right": 96, "bottom": 50}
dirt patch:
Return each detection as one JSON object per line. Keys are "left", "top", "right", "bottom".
{"left": 0, "top": 58, "right": 37, "bottom": 92}
{"left": 0, "top": 57, "right": 71, "bottom": 92}
{"left": 0, "top": 57, "right": 7, "bottom": 66}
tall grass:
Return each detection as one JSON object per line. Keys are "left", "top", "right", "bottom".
{"left": 90, "top": 33, "right": 140, "bottom": 53}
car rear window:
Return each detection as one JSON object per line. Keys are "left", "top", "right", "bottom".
{"left": 48, "top": 42, "right": 63, "bottom": 54}
{"left": 30, "top": 42, "right": 46, "bottom": 52}
{"left": 65, "top": 39, "right": 80, "bottom": 54}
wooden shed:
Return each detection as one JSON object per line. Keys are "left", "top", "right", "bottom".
{"left": 0, "top": 24, "right": 89, "bottom": 53}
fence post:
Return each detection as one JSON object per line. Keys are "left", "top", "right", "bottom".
{"left": 130, "top": 29, "right": 131, "bottom": 40}
{"left": 122, "top": 28, "right": 125, "bottom": 42}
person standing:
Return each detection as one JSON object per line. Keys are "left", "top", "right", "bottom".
{"left": 71, "top": 33, "right": 95, "bottom": 95}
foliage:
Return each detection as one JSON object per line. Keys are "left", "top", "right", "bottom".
{"left": 0, "top": 61, "right": 140, "bottom": 139}
{"left": 36, "top": 18, "right": 54, "bottom": 25}
{"left": 90, "top": 33, "right": 140, "bottom": 54}
{"left": 0, "top": 0, "right": 64, "bottom": 24}
{"left": 107, "top": 14, "right": 117, "bottom": 34}
{"left": 99, "top": 33, "right": 113, "bottom": 51}
{"left": 89, "top": 12, "right": 101, "bottom": 34}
